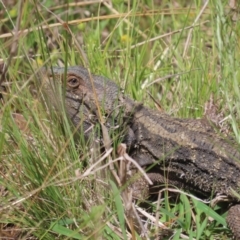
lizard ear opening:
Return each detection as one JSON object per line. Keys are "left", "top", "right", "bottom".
{"left": 67, "top": 75, "right": 82, "bottom": 88}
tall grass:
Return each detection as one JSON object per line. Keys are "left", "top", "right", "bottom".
{"left": 0, "top": 0, "right": 239, "bottom": 239}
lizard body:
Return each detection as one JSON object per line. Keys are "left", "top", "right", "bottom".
{"left": 39, "top": 66, "right": 240, "bottom": 239}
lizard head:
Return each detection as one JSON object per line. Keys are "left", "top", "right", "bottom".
{"left": 38, "top": 66, "right": 125, "bottom": 128}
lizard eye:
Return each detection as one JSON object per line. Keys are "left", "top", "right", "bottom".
{"left": 67, "top": 76, "right": 81, "bottom": 88}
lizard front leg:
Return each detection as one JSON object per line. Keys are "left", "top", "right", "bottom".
{"left": 226, "top": 204, "right": 240, "bottom": 240}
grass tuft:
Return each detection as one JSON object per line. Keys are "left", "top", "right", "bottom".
{"left": 0, "top": 0, "right": 239, "bottom": 239}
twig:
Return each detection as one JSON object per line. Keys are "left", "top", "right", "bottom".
{"left": 183, "top": 0, "right": 209, "bottom": 57}
{"left": 120, "top": 21, "right": 209, "bottom": 51}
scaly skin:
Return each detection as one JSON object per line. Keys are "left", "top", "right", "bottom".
{"left": 39, "top": 66, "right": 240, "bottom": 239}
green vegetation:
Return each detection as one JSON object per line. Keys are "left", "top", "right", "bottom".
{"left": 0, "top": 0, "right": 239, "bottom": 239}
